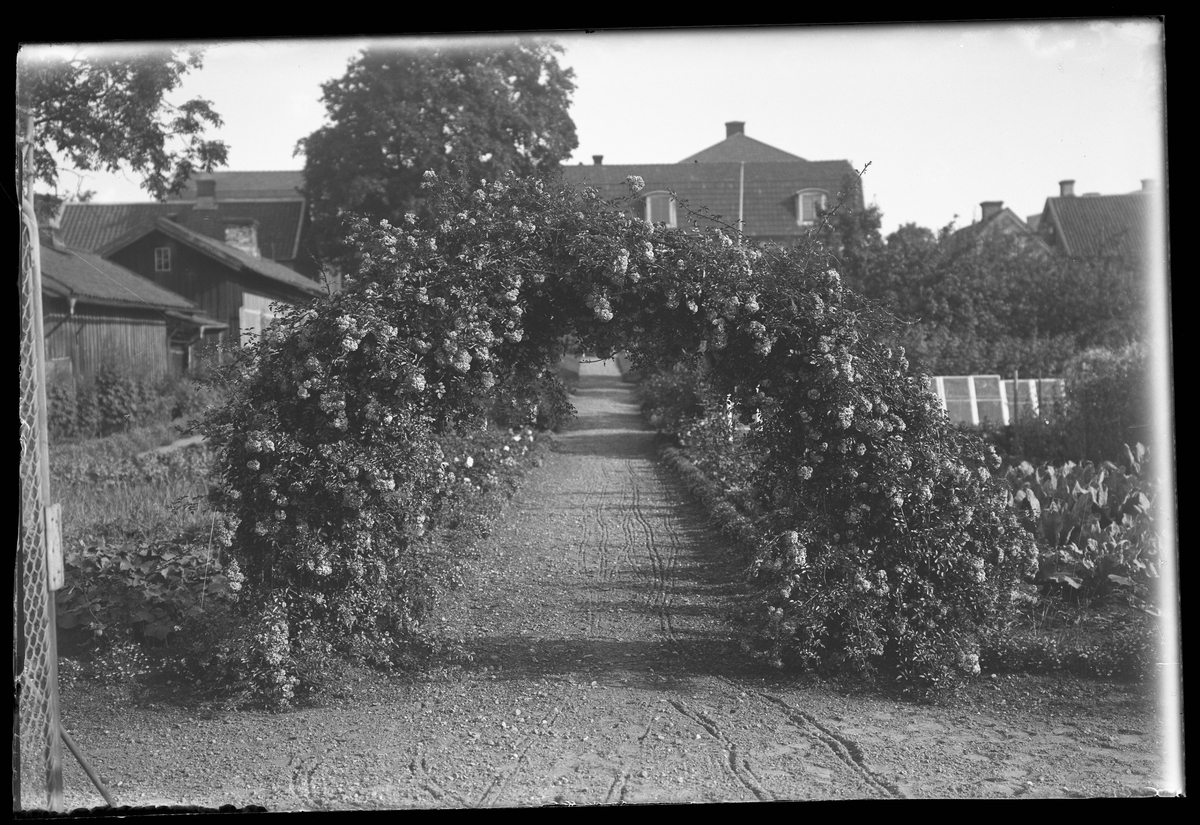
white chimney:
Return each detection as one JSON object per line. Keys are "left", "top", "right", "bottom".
{"left": 223, "top": 220, "right": 260, "bottom": 258}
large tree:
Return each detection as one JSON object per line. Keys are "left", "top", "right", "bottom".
{"left": 297, "top": 39, "right": 578, "bottom": 265}
{"left": 16, "top": 44, "right": 228, "bottom": 220}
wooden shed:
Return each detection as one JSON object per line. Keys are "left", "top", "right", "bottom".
{"left": 38, "top": 235, "right": 227, "bottom": 384}
{"left": 99, "top": 215, "right": 326, "bottom": 346}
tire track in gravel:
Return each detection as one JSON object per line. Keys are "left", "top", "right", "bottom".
{"left": 476, "top": 708, "right": 564, "bottom": 807}
{"left": 286, "top": 754, "right": 324, "bottom": 808}
{"left": 629, "top": 459, "right": 679, "bottom": 645}
{"left": 761, "top": 693, "right": 904, "bottom": 798}
{"left": 409, "top": 742, "right": 470, "bottom": 808}
{"left": 668, "top": 699, "right": 773, "bottom": 801}
{"left": 576, "top": 468, "right": 608, "bottom": 637}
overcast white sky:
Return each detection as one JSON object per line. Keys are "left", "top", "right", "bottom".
{"left": 21, "top": 21, "right": 1166, "bottom": 237}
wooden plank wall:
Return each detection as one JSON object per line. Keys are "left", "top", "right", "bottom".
{"left": 43, "top": 300, "right": 170, "bottom": 384}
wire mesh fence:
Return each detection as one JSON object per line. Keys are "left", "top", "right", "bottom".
{"left": 17, "top": 143, "right": 65, "bottom": 812}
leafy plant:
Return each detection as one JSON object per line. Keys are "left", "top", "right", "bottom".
{"left": 1002, "top": 445, "right": 1162, "bottom": 609}
{"left": 56, "top": 529, "right": 242, "bottom": 646}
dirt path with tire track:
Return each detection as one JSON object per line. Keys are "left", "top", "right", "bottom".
{"left": 40, "top": 372, "right": 1170, "bottom": 811}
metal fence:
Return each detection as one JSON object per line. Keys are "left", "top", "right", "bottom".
{"left": 17, "top": 124, "right": 65, "bottom": 812}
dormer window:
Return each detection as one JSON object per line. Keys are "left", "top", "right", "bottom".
{"left": 795, "top": 189, "right": 828, "bottom": 226}
{"left": 643, "top": 192, "right": 678, "bottom": 228}
{"left": 154, "top": 247, "right": 172, "bottom": 272}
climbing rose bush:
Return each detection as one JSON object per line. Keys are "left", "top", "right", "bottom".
{"left": 198, "top": 168, "right": 1036, "bottom": 699}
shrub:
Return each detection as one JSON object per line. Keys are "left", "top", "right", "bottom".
{"left": 640, "top": 364, "right": 710, "bottom": 434}
{"left": 1062, "top": 343, "right": 1150, "bottom": 462}
{"left": 56, "top": 530, "right": 243, "bottom": 648}
{"left": 195, "top": 169, "right": 1036, "bottom": 701}
{"left": 47, "top": 378, "right": 99, "bottom": 441}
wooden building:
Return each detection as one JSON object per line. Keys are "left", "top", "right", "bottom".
{"left": 38, "top": 233, "right": 226, "bottom": 384}
{"left": 59, "top": 170, "right": 322, "bottom": 280}
{"left": 98, "top": 215, "right": 326, "bottom": 347}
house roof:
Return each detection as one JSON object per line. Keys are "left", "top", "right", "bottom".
{"left": 558, "top": 159, "right": 857, "bottom": 238}
{"left": 1039, "top": 192, "right": 1153, "bottom": 258}
{"left": 944, "top": 207, "right": 1048, "bottom": 254}
{"left": 167, "top": 170, "right": 306, "bottom": 201}
{"left": 39, "top": 241, "right": 201, "bottom": 313}
{"left": 100, "top": 217, "right": 326, "bottom": 298}
{"left": 680, "top": 132, "right": 807, "bottom": 164}
{"left": 60, "top": 199, "right": 308, "bottom": 264}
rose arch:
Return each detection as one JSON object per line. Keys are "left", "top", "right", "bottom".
{"left": 197, "top": 170, "right": 1037, "bottom": 698}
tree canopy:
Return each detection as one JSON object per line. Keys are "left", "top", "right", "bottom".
{"left": 297, "top": 39, "right": 578, "bottom": 266}
{"left": 817, "top": 183, "right": 1145, "bottom": 378}
{"left": 16, "top": 45, "right": 228, "bottom": 219}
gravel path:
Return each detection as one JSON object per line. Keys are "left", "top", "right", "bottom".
{"left": 30, "top": 372, "right": 1170, "bottom": 810}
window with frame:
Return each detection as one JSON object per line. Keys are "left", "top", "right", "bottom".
{"left": 795, "top": 190, "right": 828, "bottom": 226}
{"left": 643, "top": 192, "right": 677, "bottom": 228}
{"left": 154, "top": 246, "right": 172, "bottom": 272}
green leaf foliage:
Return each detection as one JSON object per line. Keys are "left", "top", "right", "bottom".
{"left": 298, "top": 39, "right": 578, "bottom": 267}
{"left": 17, "top": 45, "right": 228, "bottom": 220}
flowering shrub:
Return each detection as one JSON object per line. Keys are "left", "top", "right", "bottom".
{"left": 197, "top": 169, "right": 1037, "bottom": 700}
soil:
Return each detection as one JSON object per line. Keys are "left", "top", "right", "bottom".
{"left": 23, "top": 369, "right": 1176, "bottom": 810}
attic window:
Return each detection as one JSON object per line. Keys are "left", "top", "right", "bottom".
{"left": 154, "top": 247, "right": 172, "bottom": 272}
{"left": 644, "top": 192, "right": 678, "bottom": 228}
{"left": 795, "top": 190, "right": 828, "bottom": 226}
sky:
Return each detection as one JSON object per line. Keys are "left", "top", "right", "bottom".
{"left": 19, "top": 21, "right": 1166, "bottom": 238}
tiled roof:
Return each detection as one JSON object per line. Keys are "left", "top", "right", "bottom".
{"left": 945, "top": 208, "right": 1048, "bottom": 254}
{"left": 680, "top": 133, "right": 807, "bottom": 164}
{"left": 1040, "top": 193, "right": 1152, "bottom": 258}
{"left": 168, "top": 170, "right": 306, "bottom": 201}
{"left": 61, "top": 200, "right": 307, "bottom": 264}
{"left": 101, "top": 217, "right": 326, "bottom": 297}
{"left": 39, "top": 241, "right": 198, "bottom": 312}
{"left": 558, "top": 159, "right": 857, "bottom": 239}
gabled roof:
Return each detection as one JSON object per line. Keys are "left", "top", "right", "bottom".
{"left": 680, "top": 132, "right": 807, "bottom": 164}
{"left": 100, "top": 217, "right": 325, "bottom": 297}
{"left": 39, "top": 241, "right": 201, "bottom": 314}
{"left": 61, "top": 199, "right": 307, "bottom": 264}
{"left": 168, "top": 170, "right": 306, "bottom": 201}
{"left": 1038, "top": 192, "right": 1152, "bottom": 259}
{"left": 944, "top": 206, "right": 1049, "bottom": 254}
{"left": 558, "top": 159, "right": 856, "bottom": 238}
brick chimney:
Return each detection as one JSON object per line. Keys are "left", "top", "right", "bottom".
{"left": 1059, "top": 179, "right": 1076, "bottom": 197}
{"left": 725, "top": 121, "right": 745, "bottom": 138}
{"left": 592, "top": 155, "right": 603, "bottom": 165}
{"left": 195, "top": 178, "right": 217, "bottom": 210}
{"left": 980, "top": 201, "right": 1004, "bottom": 221}
{"left": 222, "top": 219, "right": 260, "bottom": 258}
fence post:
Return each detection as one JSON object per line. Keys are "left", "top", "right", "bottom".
{"left": 1012, "top": 368, "right": 1022, "bottom": 457}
